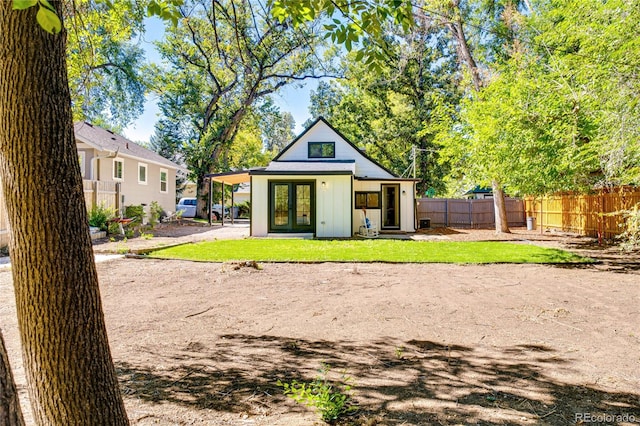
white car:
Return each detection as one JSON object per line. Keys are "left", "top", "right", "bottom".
{"left": 176, "top": 198, "right": 226, "bottom": 220}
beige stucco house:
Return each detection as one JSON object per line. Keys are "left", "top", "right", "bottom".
{"left": 75, "top": 122, "right": 180, "bottom": 215}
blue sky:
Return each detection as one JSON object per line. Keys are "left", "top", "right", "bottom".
{"left": 122, "top": 18, "right": 322, "bottom": 143}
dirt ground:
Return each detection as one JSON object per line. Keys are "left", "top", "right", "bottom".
{"left": 1, "top": 223, "right": 639, "bottom": 425}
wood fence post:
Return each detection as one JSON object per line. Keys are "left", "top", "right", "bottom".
{"left": 445, "top": 199, "right": 449, "bottom": 227}
{"left": 115, "top": 182, "right": 121, "bottom": 215}
{"left": 92, "top": 180, "right": 97, "bottom": 209}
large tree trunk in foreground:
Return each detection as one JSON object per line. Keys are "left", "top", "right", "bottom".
{"left": 0, "top": 330, "right": 24, "bottom": 426}
{"left": 0, "top": 3, "right": 128, "bottom": 424}
{"left": 492, "top": 180, "right": 511, "bottom": 234}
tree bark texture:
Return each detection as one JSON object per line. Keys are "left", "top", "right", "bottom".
{"left": 0, "top": 3, "right": 129, "bottom": 425}
{"left": 0, "top": 330, "right": 24, "bottom": 426}
{"left": 492, "top": 180, "right": 511, "bottom": 233}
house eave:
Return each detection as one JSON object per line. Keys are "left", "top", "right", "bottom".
{"left": 250, "top": 170, "right": 353, "bottom": 176}
{"left": 355, "top": 177, "right": 421, "bottom": 182}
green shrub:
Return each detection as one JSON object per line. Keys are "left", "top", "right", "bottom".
{"left": 237, "top": 201, "right": 250, "bottom": 218}
{"left": 149, "top": 201, "right": 163, "bottom": 227}
{"left": 88, "top": 203, "right": 115, "bottom": 231}
{"left": 107, "top": 221, "right": 121, "bottom": 235}
{"left": 278, "top": 364, "right": 357, "bottom": 424}
{"left": 124, "top": 205, "right": 145, "bottom": 226}
{"left": 617, "top": 203, "right": 640, "bottom": 251}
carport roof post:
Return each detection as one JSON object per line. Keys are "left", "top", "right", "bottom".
{"left": 205, "top": 171, "right": 252, "bottom": 226}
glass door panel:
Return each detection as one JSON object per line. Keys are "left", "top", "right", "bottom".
{"left": 273, "top": 183, "right": 290, "bottom": 226}
{"left": 382, "top": 184, "right": 400, "bottom": 229}
{"left": 296, "top": 184, "right": 311, "bottom": 226}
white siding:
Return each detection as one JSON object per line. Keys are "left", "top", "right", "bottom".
{"left": 353, "top": 180, "right": 416, "bottom": 233}
{"left": 278, "top": 123, "right": 394, "bottom": 179}
{"left": 250, "top": 174, "right": 352, "bottom": 238}
{"left": 251, "top": 176, "right": 269, "bottom": 237}
{"left": 315, "top": 175, "right": 352, "bottom": 238}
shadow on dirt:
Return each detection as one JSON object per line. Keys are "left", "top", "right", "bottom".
{"left": 554, "top": 241, "right": 640, "bottom": 274}
{"left": 116, "top": 335, "right": 640, "bottom": 425}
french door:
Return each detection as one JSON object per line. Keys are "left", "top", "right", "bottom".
{"left": 269, "top": 181, "right": 315, "bottom": 233}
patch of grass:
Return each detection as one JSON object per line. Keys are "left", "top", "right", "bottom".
{"left": 149, "top": 239, "right": 590, "bottom": 264}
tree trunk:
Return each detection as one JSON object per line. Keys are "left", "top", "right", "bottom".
{"left": 492, "top": 181, "right": 511, "bottom": 233}
{"left": 0, "top": 3, "right": 129, "bottom": 425}
{"left": 447, "top": 1, "right": 482, "bottom": 91}
{"left": 0, "top": 330, "right": 24, "bottom": 426}
{"left": 196, "top": 175, "right": 211, "bottom": 219}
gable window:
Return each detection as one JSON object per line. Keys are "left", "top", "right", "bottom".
{"left": 355, "top": 191, "right": 381, "bottom": 209}
{"left": 160, "top": 168, "right": 168, "bottom": 193}
{"left": 113, "top": 158, "right": 124, "bottom": 180}
{"left": 308, "top": 142, "right": 335, "bottom": 158}
{"left": 138, "top": 163, "right": 148, "bottom": 185}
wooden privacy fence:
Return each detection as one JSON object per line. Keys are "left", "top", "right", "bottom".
{"left": 417, "top": 198, "right": 526, "bottom": 228}
{"left": 83, "top": 180, "right": 120, "bottom": 212}
{"left": 0, "top": 180, "right": 120, "bottom": 248}
{"left": 524, "top": 188, "right": 640, "bottom": 238}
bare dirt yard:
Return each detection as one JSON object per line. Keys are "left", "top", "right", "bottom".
{"left": 1, "top": 223, "right": 638, "bottom": 425}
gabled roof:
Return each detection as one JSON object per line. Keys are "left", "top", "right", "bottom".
{"left": 74, "top": 122, "right": 180, "bottom": 169}
{"left": 273, "top": 116, "right": 399, "bottom": 178}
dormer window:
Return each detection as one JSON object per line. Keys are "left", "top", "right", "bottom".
{"left": 308, "top": 142, "right": 335, "bottom": 159}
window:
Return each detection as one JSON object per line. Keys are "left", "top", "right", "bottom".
{"left": 160, "top": 168, "right": 168, "bottom": 193}
{"left": 138, "top": 163, "right": 148, "bottom": 184}
{"left": 113, "top": 158, "right": 123, "bottom": 180}
{"left": 355, "top": 191, "right": 381, "bottom": 209}
{"left": 78, "top": 151, "right": 86, "bottom": 178}
{"left": 308, "top": 142, "right": 335, "bottom": 158}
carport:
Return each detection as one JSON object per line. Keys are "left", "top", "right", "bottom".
{"left": 205, "top": 170, "right": 251, "bottom": 226}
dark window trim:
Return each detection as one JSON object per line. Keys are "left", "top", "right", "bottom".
{"left": 355, "top": 191, "right": 381, "bottom": 209}
{"left": 308, "top": 141, "right": 335, "bottom": 159}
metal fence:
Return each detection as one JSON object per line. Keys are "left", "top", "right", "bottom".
{"left": 524, "top": 187, "right": 640, "bottom": 238}
{"left": 417, "top": 197, "right": 526, "bottom": 228}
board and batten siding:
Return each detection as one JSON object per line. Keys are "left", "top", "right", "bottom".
{"left": 277, "top": 125, "right": 395, "bottom": 180}
{"left": 353, "top": 180, "right": 416, "bottom": 233}
{"left": 251, "top": 174, "right": 352, "bottom": 238}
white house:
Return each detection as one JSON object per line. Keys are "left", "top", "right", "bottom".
{"left": 75, "top": 122, "right": 180, "bottom": 214}
{"left": 209, "top": 117, "right": 418, "bottom": 238}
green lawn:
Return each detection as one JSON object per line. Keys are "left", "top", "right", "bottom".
{"left": 149, "top": 239, "right": 590, "bottom": 264}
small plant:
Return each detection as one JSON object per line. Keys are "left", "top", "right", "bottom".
{"left": 394, "top": 346, "right": 405, "bottom": 360}
{"left": 149, "top": 201, "right": 163, "bottom": 227}
{"left": 278, "top": 364, "right": 357, "bottom": 424}
{"left": 88, "top": 203, "right": 115, "bottom": 231}
{"left": 139, "top": 231, "right": 154, "bottom": 240}
{"left": 115, "top": 239, "right": 129, "bottom": 254}
{"left": 617, "top": 203, "right": 640, "bottom": 251}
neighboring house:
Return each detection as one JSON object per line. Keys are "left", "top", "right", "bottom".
{"left": 75, "top": 122, "right": 180, "bottom": 214}
{"left": 234, "top": 183, "right": 250, "bottom": 205}
{"left": 0, "top": 123, "right": 180, "bottom": 248}
{"left": 464, "top": 186, "right": 493, "bottom": 199}
{"left": 209, "top": 117, "right": 418, "bottom": 238}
